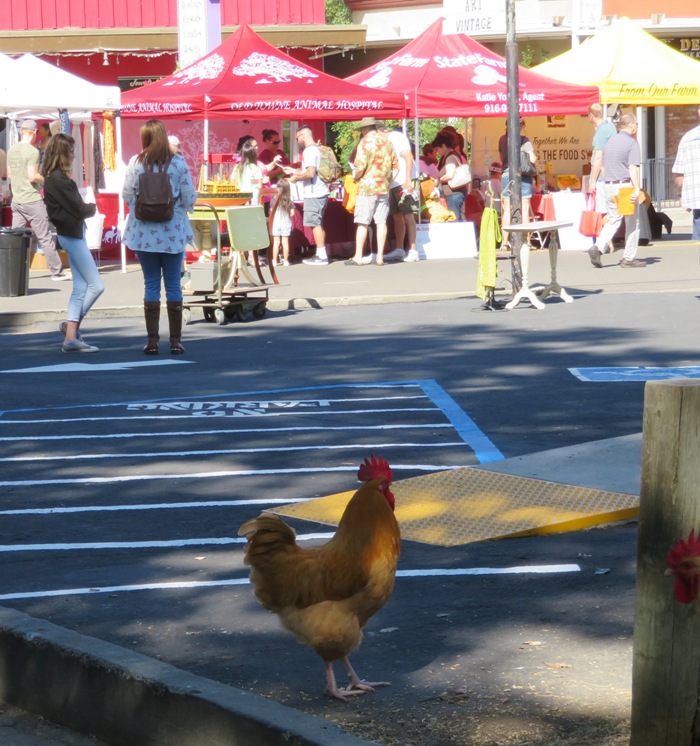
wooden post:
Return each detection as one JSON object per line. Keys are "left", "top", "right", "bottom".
{"left": 631, "top": 380, "right": 700, "bottom": 745}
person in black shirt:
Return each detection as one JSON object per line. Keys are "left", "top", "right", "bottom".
{"left": 42, "top": 133, "right": 104, "bottom": 352}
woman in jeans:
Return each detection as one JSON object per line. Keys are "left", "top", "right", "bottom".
{"left": 42, "top": 133, "right": 105, "bottom": 353}
{"left": 122, "top": 119, "right": 196, "bottom": 355}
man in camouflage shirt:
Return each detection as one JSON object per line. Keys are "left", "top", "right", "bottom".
{"left": 345, "top": 117, "right": 398, "bottom": 266}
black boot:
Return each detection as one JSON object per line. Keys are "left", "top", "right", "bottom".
{"left": 143, "top": 301, "right": 160, "bottom": 355}
{"left": 166, "top": 301, "right": 185, "bottom": 355}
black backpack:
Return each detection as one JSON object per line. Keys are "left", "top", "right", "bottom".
{"left": 135, "top": 158, "right": 174, "bottom": 222}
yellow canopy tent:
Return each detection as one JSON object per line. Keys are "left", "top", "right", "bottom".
{"left": 532, "top": 17, "right": 700, "bottom": 105}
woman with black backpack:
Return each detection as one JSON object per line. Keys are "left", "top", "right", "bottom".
{"left": 122, "top": 119, "right": 196, "bottom": 355}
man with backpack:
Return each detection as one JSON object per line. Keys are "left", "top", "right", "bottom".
{"left": 284, "top": 125, "right": 330, "bottom": 266}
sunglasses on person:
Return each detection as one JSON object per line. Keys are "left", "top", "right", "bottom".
{"left": 271, "top": 139, "right": 281, "bottom": 145}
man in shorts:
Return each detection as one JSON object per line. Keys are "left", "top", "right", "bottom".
{"left": 345, "top": 118, "right": 398, "bottom": 266}
{"left": 379, "top": 123, "right": 420, "bottom": 262}
{"left": 284, "top": 125, "right": 329, "bottom": 265}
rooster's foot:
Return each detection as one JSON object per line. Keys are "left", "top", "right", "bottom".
{"left": 346, "top": 678, "right": 390, "bottom": 693}
{"left": 325, "top": 685, "right": 367, "bottom": 701}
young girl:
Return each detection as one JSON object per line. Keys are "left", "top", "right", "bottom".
{"left": 271, "top": 178, "right": 294, "bottom": 266}
{"left": 233, "top": 139, "right": 262, "bottom": 204}
{"left": 42, "top": 133, "right": 105, "bottom": 353}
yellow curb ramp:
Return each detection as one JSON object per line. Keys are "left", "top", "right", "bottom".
{"left": 275, "top": 467, "right": 639, "bottom": 546}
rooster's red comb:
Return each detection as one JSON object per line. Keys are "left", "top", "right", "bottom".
{"left": 667, "top": 529, "right": 700, "bottom": 567}
{"left": 358, "top": 454, "right": 392, "bottom": 483}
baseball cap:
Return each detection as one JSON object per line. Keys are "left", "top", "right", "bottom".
{"left": 20, "top": 119, "right": 38, "bottom": 132}
{"left": 168, "top": 135, "right": 180, "bottom": 148}
{"left": 489, "top": 161, "right": 502, "bottom": 174}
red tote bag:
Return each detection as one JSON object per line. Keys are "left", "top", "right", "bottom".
{"left": 579, "top": 193, "right": 603, "bottom": 237}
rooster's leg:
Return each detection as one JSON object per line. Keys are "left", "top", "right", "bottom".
{"left": 340, "top": 656, "right": 390, "bottom": 693}
{"left": 324, "top": 661, "right": 367, "bottom": 701}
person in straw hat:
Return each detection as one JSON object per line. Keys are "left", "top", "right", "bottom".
{"left": 344, "top": 117, "right": 398, "bottom": 266}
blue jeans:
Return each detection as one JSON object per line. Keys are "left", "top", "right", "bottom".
{"left": 445, "top": 191, "right": 465, "bottom": 222}
{"left": 693, "top": 209, "right": 700, "bottom": 241}
{"left": 57, "top": 229, "right": 105, "bottom": 322}
{"left": 136, "top": 251, "right": 184, "bottom": 303}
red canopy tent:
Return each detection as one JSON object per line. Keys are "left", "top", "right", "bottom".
{"left": 121, "top": 24, "right": 407, "bottom": 121}
{"left": 344, "top": 18, "right": 599, "bottom": 117}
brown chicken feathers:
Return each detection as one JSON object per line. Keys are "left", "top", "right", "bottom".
{"left": 238, "top": 455, "right": 401, "bottom": 700}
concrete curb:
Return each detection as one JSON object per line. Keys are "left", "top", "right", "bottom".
{"left": 0, "top": 291, "right": 472, "bottom": 328}
{"left": 0, "top": 606, "right": 376, "bottom": 746}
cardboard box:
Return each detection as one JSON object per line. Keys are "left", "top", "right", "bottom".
{"left": 415, "top": 221, "right": 478, "bottom": 259}
{"left": 189, "top": 262, "right": 218, "bottom": 292}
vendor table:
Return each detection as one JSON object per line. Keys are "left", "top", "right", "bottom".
{"left": 530, "top": 193, "right": 556, "bottom": 222}
{"left": 291, "top": 199, "right": 356, "bottom": 259}
{"left": 502, "top": 220, "right": 573, "bottom": 310}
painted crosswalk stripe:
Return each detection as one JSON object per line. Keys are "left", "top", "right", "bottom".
{"left": 0, "top": 532, "right": 335, "bottom": 553}
{"left": 0, "top": 441, "right": 464, "bottom": 463}
{"left": 0, "top": 423, "right": 453, "bottom": 442}
{"left": 0, "top": 464, "right": 458, "bottom": 488}
{"left": 0, "top": 565, "right": 581, "bottom": 601}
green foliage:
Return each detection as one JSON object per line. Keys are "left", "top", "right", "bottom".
{"left": 325, "top": 0, "right": 352, "bottom": 25}
{"left": 519, "top": 44, "right": 535, "bottom": 68}
{"left": 519, "top": 44, "right": 551, "bottom": 68}
{"left": 329, "top": 118, "right": 464, "bottom": 170}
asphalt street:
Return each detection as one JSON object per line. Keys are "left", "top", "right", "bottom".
{"left": 0, "top": 282, "right": 696, "bottom": 742}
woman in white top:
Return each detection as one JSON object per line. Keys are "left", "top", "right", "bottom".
{"left": 234, "top": 139, "right": 263, "bottom": 204}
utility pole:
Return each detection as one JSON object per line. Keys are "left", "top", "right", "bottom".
{"left": 505, "top": 0, "right": 522, "bottom": 242}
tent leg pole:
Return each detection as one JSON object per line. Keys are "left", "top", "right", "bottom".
{"left": 114, "top": 113, "right": 127, "bottom": 273}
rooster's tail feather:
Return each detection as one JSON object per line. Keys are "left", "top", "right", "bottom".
{"left": 238, "top": 512, "right": 297, "bottom": 563}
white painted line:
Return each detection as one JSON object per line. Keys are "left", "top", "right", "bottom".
{"left": 0, "top": 498, "right": 310, "bottom": 517}
{"left": 0, "top": 565, "right": 582, "bottom": 601}
{"left": 0, "top": 532, "right": 336, "bottom": 553}
{"left": 0, "top": 463, "right": 457, "bottom": 488}
{"left": 396, "top": 565, "right": 581, "bottom": 577}
{"left": 0, "top": 423, "right": 453, "bottom": 442}
{"left": 1, "top": 441, "right": 465, "bottom": 463}
{"left": 0, "top": 406, "right": 436, "bottom": 424}
{"left": 1, "top": 360, "right": 195, "bottom": 374}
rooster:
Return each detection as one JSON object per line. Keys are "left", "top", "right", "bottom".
{"left": 238, "top": 455, "right": 401, "bottom": 701}
{"left": 666, "top": 529, "right": 700, "bottom": 610}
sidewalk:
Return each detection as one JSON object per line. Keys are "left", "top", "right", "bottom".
{"left": 0, "top": 219, "right": 696, "bottom": 745}
{"left": 0, "top": 226, "right": 698, "bottom": 329}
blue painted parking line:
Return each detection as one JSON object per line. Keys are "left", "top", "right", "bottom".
{"left": 570, "top": 366, "right": 700, "bottom": 382}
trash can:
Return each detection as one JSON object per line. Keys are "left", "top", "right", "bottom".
{"left": 0, "top": 227, "right": 32, "bottom": 297}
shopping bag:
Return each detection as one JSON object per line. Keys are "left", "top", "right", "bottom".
{"left": 448, "top": 163, "right": 471, "bottom": 189}
{"left": 579, "top": 194, "right": 602, "bottom": 237}
{"left": 616, "top": 186, "right": 637, "bottom": 216}
{"left": 419, "top": 177, "right": 436, "bottom": 202}
{"left": 341, "top": 173, "right": 358, "bottom": 214}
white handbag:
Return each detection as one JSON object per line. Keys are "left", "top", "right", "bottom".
{"left": 448, "top": 163, "right": 471, "bottom": 189}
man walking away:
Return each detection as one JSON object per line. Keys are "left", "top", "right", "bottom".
{"left": 7, "top": 119, "right": 68, "bottom": 280}
{"left": 588, "top": 114, "right": 644, "bottom": 269}
{"left": 585, "top": 103, "right": 616, "bottom": 265}
{"left": 672, "top": 105, "right": 700, "bottom": 242}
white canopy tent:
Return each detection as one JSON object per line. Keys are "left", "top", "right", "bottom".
{"left": 0, "top": 54, "right": 124, "bottom": 266}
{"left": 2, "top": 54, "right": 120, "bottom": 116}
